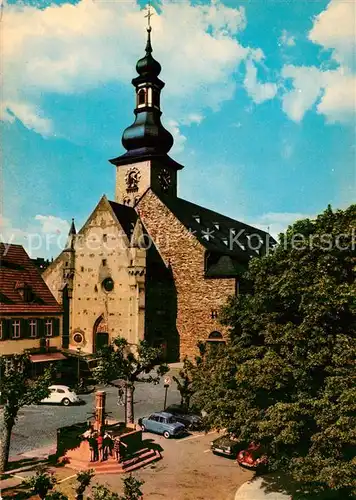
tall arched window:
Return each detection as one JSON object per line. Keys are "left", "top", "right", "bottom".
{"left": 137, "top": 89, "right": 146, "bottom": 106}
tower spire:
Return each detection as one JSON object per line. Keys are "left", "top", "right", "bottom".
{"left": 109, "top": 6, "right": 184, "bottom": 172}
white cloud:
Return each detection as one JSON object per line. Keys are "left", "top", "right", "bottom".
{"left": 244, "top": 59, "right": 278, "bottom": 104}
{"left": 309, "top": 0, "right": 356, "bottom": 68}
{"left": 0, "top": 214, "right": 70, "bottom": 258}
{"left": 279, "top": 29, "right": 296, "bottom": 47}
{"left": 1, "top": 0, "right": 266, "bottom": 142}
{"left": 165, "top": 119, "right": 187, "bottom": 155}
{"left": 281, "top": 0, "right": 356, "bottom": 124}
{"left": 1, "top": 101, "right": 53, "bottom": 136}
{"left": 282, "top": 65, "right": 356, "bottom": 123}
{"left": 249, "top": 212, "right": 315, "bottom": 240}
{"left": 35, "top": 215, "right": 70, "bottom": 235}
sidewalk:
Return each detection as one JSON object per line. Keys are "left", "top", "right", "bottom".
{"left": 235, "top": 477, "right": 292, "bottom": 500}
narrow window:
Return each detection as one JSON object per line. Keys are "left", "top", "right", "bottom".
{"left": 103, "top": 234, "right": 107, "bottom": 242}
{"left": 45, "top": 319, "right": 53, "bottom": 337}
{"left": 12, "top": 320, "right": 21, "bottom": 339}
{"left": 29, "top": 319, "right": 37, "bottom": 338}
{"left": 211, "top": 310, "right": 218, "bottom": 319}
{"left": 81, "top": 266, "right": 84, "bottom": 272}
{"left": 138, "top": 89, "right": 146, "bottom": 106}
{"left": 102, "top": 259, "right": 107, "bottom": 267}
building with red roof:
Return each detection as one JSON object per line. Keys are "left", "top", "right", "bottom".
{"left": 0, "top": 242, "right": 64, "bottom": 363}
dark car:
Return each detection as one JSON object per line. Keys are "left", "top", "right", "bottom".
{"left": 236, "top": 442, "right": 268, "bottom": 471}
{"left": 210, "top": 435, "right": 244, "bottom": 457}
{"left": 164, "top": 404, "right": 202, "bottom": 430}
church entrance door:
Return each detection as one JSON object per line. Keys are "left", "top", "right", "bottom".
{"left": 95, "top": 332, "right": 109, "bottom": 352}
{"left": 93, "top": 315, "right": 109, "bottom": 353}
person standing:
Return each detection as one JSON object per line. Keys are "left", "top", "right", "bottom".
{"left": 103, "top": 432, "right": 112, "bottom": 460}
{"left": 118, "top": 438, "right": 128, "bottom": 463}
{"left": 97, "top": 433, "right": 104, "bottom": 462}
{"left": 88, "top": 433, "right": 98, "bottom": 462}
{"left": 113, "top": 437, "right": 121, "bottom": 462}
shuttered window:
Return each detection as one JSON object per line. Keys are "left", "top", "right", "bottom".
{"left": 12, "top": 320, "right": 21, "bottom": 339}
{"left": 45, "top": 319, "right": 53, "bottom": 337}
{"left": 29, "top": 319, "right": 37, "bottom": 338}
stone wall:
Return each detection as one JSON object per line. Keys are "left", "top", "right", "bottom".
{"left": 137, "top": 190, "right": 236, "bottom": 359}
{"left": 43, "top": 197, "right": 146, "bottom": 354}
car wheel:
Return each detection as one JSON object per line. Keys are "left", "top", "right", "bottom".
{"left": 163, "top": 431, "right": 170, "bottom": 439}
{"left": 62, "top": 398, "right": 71, "bottom": 406}
{"left": 141, "top": 424, "right": 146, "bottom": 432}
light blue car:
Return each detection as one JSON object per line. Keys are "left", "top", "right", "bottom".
{"left": 139, "top": 411, "right": 186, "bottom": 439}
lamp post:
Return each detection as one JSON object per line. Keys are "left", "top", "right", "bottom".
{"left": 163, "top": 377, "right": 171, "bottom": 410}
{"left": 77, "top": 346, "right": 81, "bottom": 384}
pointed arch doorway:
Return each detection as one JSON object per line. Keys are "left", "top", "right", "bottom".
{"left": 93, "top": 314, "right": 109, "bottom": 353}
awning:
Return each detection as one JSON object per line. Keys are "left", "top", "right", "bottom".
{"left": 30, "top": 352, "right": 67, "bottom": 363}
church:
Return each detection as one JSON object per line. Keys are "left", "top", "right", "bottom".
{"left": 43, "top": 25, "right": 273, "bottom": 362}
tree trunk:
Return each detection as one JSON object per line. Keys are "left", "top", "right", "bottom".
{"left": 0, "top": 419, "right": 13, "bottom": 473}
{"left": 126, "top": 383, "right": 135, "bottom": 424}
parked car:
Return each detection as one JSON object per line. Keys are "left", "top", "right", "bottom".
{"left": 40, "top": 385, "right": 81, "bottom": 406}
{"left": 210, "top": 435, "right": 245, "bottom": 457}
{"left": 139, "top": 411, "right": 186, "bottom": 439}
{"left": 236, "top": 442, "right": 268, "bottom": 471}
{"left": 164, "top": 404, "right": 202, "bottom": 430}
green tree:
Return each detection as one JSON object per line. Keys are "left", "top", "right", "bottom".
{"left": 0, "top": 354, "right": 53, "bottom": 473}
{"left": 191, "top": 205, "right": 356, "bottom": 497}
{"left": 91, "top": 484, "right": 121, "bottom": 500}
{"left": 122, "top": 474, "right": 144, "bottom": 500}
{"left": 75, "top": 469, "right": 95, "bottom": 499}
{"left": 92, "top": 337, "right": 168, "bottom": 423}
{"left": 172, "top": 358, "right": 195, "bottom": 410}
{"left": 22, "top": 469, "right": 56, "bottom": 499}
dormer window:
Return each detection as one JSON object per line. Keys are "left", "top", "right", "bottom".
{"left": 137, "top": 89, "right": 146, "bottom": 106}
{"left": 193, "top": 215, "right": 200, "bottom": 224}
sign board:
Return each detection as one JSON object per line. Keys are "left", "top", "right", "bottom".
{"left": 164, "top": 376, "right": 171, "bottom": 386}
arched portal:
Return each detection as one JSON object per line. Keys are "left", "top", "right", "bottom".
{"left": 206, "top": 331, "right": 226, "bottom": 349}
{"left": 93, "top": 314, "right": 109, "bottom": 353}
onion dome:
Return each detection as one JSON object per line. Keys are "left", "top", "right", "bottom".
{"left": 136, "top": 28, "right": 161, "bottom": 78}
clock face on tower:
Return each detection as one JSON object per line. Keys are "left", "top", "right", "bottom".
{"left": 125, "top": 167, "right": 141, "bottom": 191}
{"left": 158, "top": 168, "right": 172, "bottom": 191}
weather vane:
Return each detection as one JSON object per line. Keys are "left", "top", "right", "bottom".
{"left": 145, "top": 1, "right": 154, "bottom": 30}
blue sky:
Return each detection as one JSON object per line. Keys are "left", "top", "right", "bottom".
{"left": 1, "top": 0, "right": 355, "bottom": 257}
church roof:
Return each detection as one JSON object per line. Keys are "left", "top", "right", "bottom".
{"left": 159, "top": 194, "right": 276, "bottom": 270}
{"left": 108, "top": 201, "right": 138, "bottom": 239}
{"left": 0, "top": 243, "right": 62, "bottom": 313}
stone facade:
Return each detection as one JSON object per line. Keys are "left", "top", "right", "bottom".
{"left": 43, "top": 196, "right": 145, "bottom": 354}
{"left": 137, "top": 189, "right": 236, "bottom": 359}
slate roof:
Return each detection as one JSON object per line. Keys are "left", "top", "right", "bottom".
{"left": 0, "top": 243, "right": 62, "bottom": 314}
{"left": 159, "top": 194, "right": 276, "bottom": 277}
{"left": 108, "top": 200, "right": 138, "bottom": 239}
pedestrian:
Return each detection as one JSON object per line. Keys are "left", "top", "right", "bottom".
{"left": 88, "top": 433, "right": 98, "bottom": 462}
{"left": 103, "top": 431, "right": 112, "bottom": 460}
{"left": 113, "top": 437, "right": 121, "bottom": 462}
{"left": 97, "top": 432, "right": 104, "bottom": 461}
{"left": 118, "top": 438, "right": 128, "bottom": 463}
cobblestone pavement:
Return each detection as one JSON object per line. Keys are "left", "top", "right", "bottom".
{"left": 10, "top": 371, "right": 182, "bottom": 457}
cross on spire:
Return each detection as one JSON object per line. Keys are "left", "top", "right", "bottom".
{"left": 145, "top": 1, "right": 154, "bottom": 30}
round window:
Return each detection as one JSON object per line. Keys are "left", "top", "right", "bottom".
{"left": 102, "top": 277, "right": 114, "bottom": 292}
{"left": 73, "top": 332, "right": 83, "bottom": 344}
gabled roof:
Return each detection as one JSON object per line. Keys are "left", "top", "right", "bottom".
{"left": 159, "top": 194, "right": 275, "bottom": 264}
{"left": 108, "top": 200, "right": 138, "bottom": 240}
{"left": 0, "top": 243, "right": 62, "bottom": 314}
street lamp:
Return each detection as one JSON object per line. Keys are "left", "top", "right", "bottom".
{"left": 76, "top": 346, "right": 82, "bottom": 385}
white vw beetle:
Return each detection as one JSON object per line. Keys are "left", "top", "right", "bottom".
{"left": 40, "top": 385, "right": 81, "bottom": 406}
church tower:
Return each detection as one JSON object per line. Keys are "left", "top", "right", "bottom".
{"left": 110, "top": 23, "right": 183, "bottom": 206}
